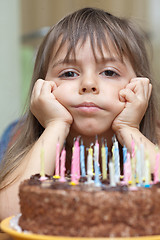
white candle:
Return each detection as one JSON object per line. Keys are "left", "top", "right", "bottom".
{"left": 109, "top": 160, "right": 116, "bottom": 187}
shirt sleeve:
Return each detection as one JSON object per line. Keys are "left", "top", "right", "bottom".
{"left": 0, "top": 120, "right": 19, "bottom": 163}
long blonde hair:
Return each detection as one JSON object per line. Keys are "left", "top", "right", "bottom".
{"left": 0, "top": 7, "right": 159, "bottom": 188}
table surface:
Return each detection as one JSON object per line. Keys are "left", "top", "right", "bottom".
{"left": 0, "top": 232, "right": 13, "bottom": 240}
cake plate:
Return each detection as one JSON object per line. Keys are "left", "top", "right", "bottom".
{"left": 1, "top": 216, "right": 160, "bottom": 240}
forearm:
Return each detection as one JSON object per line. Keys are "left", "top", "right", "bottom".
{"left": 116, "top": 126, "right": 157, "bottom": 173}
{"left": 0, "top": 121, "right": 70, "bottom": 220}
{"left": 23, "top": 121, "right": 70, "bottom": 177}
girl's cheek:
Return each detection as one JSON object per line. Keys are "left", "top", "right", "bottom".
{"left": 110, "top": 91, "right": 125, "bottom": 114}
{"left": 53, "top": 84, "right": 70, "bottom": 106}
{"left": 53, "top": 87, "right": 62, "bottom": 100}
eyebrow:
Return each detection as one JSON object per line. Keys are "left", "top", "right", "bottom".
{"left": 51, "top": 57, "right": 124, "bottom": 69}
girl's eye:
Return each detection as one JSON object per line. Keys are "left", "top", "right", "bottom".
{"left": 59, "top": 71, "right": 78, "bottom": 78}
{"left": 101, "top": 70, "right": 120, "bottom": 77}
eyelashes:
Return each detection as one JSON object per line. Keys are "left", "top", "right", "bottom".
{"left": 58, "top": 69, "right": 120, "bottom": 80}
{"left": 100, "top": 70, "right": 120, "bottom": 78}
{"left": 59, "top": 71, "right": 78, "bottom": 78}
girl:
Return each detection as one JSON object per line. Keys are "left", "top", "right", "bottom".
{"left": 0, "top": 7, "right": 159, "bottom": 220}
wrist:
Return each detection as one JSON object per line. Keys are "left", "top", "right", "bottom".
{"left": 115, "top": 126, "right": 140, "bottom": 146}
{"left": 46, "top": 120, "right": 71, "bottom": 138}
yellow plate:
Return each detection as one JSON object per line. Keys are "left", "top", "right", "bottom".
{"left": 1, "top": 216, "right": 160, "bottom": 240}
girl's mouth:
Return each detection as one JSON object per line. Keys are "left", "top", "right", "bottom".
{"left": 75, "top": 102, "right": 102, "bottom": 113}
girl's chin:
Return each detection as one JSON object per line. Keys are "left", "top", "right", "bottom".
{"left": 71, "top": 123, "right": 112, "bottom": 137}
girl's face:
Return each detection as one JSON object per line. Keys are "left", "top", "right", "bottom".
{"left": 46, "top": 37, "right": 136, "bottom": 137}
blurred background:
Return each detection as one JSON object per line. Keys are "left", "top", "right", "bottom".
{"left": 0, "top": 0, "right": 160, "bottom": 137}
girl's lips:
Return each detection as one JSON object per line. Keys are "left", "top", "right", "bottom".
{"left": 75, "top": 102, "right": 102, "bottom": 113}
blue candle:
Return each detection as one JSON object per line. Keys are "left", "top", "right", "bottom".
{"left": 105, "top": 139, "right": 108, "bottom": 174}
{"left": 123, "top": 145, "right": 127, "bottom": 164}
{"left": 122, "top": 145, "right": 127, "bottom": 183}
{"left": 94, "top": 159, "right": 101, "bottom": 186}
{"left": 80, "top": 139, "right": 86, "bottom": 177}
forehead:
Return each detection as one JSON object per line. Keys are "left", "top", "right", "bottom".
{"left": 48, "top": 34, "right": 136, "bottom": 77}
{"left": 51, "top": 34, "right": 124, "bottom": 64}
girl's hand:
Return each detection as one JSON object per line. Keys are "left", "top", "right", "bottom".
{"left": 112, "top": 77, "right": 152, "bottom": 133}
{"left": 30, "top": 79, "right": 73, "bottom": 128}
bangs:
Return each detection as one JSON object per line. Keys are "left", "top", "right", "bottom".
{"left": 49, "top": 8, "right": 128, "bottom": 63}
{"left": 41, "top": 7, "right": 149, "bottom": 78}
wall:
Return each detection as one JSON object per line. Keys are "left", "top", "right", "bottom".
{"left": 0, "top": 0, "right": 21, "bottom": 136}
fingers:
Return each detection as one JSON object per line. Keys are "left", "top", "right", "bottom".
{"left": 128, "top": 77, "right": 151, "bottom": 99}
{"left": 119, "top": 88, "right": 135, "bottom": 103}
{"left": 148, "top": 83, "right": 152, "bottom": 101}
{"left": 31, "top": 79, "right": 57, "bottom": 102}
{"left": 40, "top": 80, "right": 57, "bottom": 96}
{"left": 119, "top": 77, "right": 152, "bottom": 103}
{"left": 31, "top": 79, "right": 43, "bottom": 100}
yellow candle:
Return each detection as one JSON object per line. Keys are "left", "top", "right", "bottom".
{"left": 112, "top": 145, "right": 115, "bottom": 163}
{"left": 145, "top": 151, "right": 151, "bottom": 186}
{"left": 40, "top": 148, "right": 45, "bottom": 177}
{"left": 87, "top": 146, "right": 94, "bottom": 183}
{"left": 88, "top": 147, "right": 93, "bottom": 174}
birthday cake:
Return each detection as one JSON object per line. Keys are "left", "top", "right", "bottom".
{"left": 18, "top": 174, "right": 160, "bottom": 237}
{"left": 18, "top": 137, "right": 160, "bottom": 237}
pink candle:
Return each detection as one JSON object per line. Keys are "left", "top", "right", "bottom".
{"left": 154, "top": 149, "right": 160, "bottom": 183}
{"left": 59, "top": 147, "right": 66, "bottom": 182}
{"left": 71, "top": 138, "right": 79, "bottom": 184}
{"left": 124, "top": 152, "right": 132, "bottom": 184}
{"left": 76, "top": 137, "right": 80, "bottom": 181}
{"left": 55, "top": 139, "right": 60, "bottom": 177}
{"left": 71, "top": 141, "right": 75, "bottom": 182}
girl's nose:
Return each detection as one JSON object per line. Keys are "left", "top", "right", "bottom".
{"left": 79, "top": 76, "right": 99, "bottom": 94}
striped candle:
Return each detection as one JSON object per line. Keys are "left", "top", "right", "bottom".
{"left": 114, "top": 138, "right": 120, "bottom": 183}
{"left": 94, "top": 138, "right": 101, "bottom": 186}
{"left": 80, "top": 139, "right": 86, "bottom": 177}
{"left": 101, "top": 141, "right": 107, "bottom": 180}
